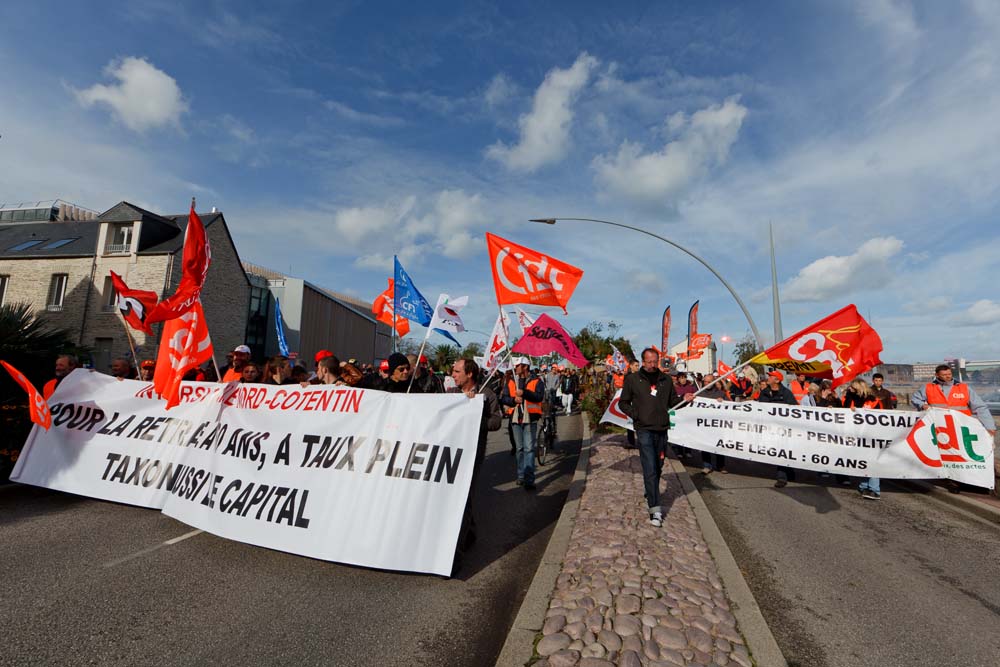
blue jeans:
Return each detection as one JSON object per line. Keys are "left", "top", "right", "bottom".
{"left": 859, "top": 477, "right": 881, "bottom": 494}
{"left": 636, "top": 429, "right": 668, "bottom": 515}
{"left": 511, "top": 421, "right": 537, "bottom": 485}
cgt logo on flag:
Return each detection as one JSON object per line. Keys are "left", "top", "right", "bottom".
{"left": 906, "top": 412, "right": 988, "bottom": 469}
{"left": 486, "top": 233, "right": 583, "bottom": 312}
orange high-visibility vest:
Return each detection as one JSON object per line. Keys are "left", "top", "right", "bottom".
{"left": 507, "top": 378, "right": 542, "bottom": 415}
{"left": 863, "top": 397, "right": 883, "bottom": 410}
{"left": 790, "top": 380, "right": 809, "bottom": 404}
{"left": 925, "top": 382, "right": 973, "bottom": 415}
{"left": 613, "top": 373, "right": 624, "bottom": 389}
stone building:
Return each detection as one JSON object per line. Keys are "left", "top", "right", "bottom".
{"left": 0, "top": 201, "right": 251, "bottom": 371}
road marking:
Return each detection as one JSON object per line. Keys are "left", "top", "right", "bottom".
{"left": 103, "top": 529, "right": 204, "bottom": 568}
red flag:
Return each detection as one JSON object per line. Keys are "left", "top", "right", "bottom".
{"left": 372, "top": 278, "right": 410, "bottom": 337}
{"left": 690, "top": 333, "right": 712, "bottom": 351}
{"left": 486, "top": 233, "right": 584, "bottom": 312}
{"left": 110, "top": 271, "right": 159, "bottom": 334}
{"left": 511, "top": 314, "right": 587, "bottom": 368}
{"left": 1, "top": 360, "right": 51, "bottom": 430}
{"left": 153, "top": 301, "right": 214, "bottom": 409}
{"left": 750, "top": 304, "right": 883, "bottom": 388}
{"left": 718, "top": 360, "right": 733, "bottom": 376}
{"left": 146, "top": 202, "right": 211, "bottom": 326}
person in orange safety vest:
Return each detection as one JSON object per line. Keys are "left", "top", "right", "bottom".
{"left": 43, "top": 354, "right": 78, "bottom": 400}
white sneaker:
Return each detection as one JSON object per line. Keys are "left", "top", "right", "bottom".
{"left": 649, "top": 512, "right": 663, "bottom": 528}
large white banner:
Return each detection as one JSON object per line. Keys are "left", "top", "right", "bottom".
{"left": 602, "top": 395, "right": 994, "bottom": 488}
{"left": 11, "top": 370, "right": 483, "bottom": 576}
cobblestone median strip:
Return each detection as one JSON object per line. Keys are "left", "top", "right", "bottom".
{"left": 528, "top": 434, "right": 780, "bottom": 667}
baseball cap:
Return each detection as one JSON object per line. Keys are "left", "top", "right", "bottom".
{"left": 768, "top": 370, "right": 784, "bottom": 379}
{"left": 512, "top": 357, "right": 530, "bottom": 367}
{"left": 233, "top": 344, "right": 251, "bottom": 354}
{"left": 379, "top": 360, "right": 389, "bottom": 372}
{"left": 314, "top": 349, "right": 334, "bottom": 363}
{"left": 419, "top": 355, "right": 428, "bottom": 364}
{"left": 140, "top": 360, "right": 155, "bottom": 369}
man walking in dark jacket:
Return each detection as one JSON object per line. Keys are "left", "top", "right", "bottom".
{"left": 757, "top": 370, "right": 798, "bottom": 487}
{"left": 619, "top": 348, "right": 690, "bottom": 527}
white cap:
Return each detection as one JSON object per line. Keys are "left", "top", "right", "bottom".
{"left": 512, "top": 356, "right": 530, "bottom": 367}
{"left": 233, "top": 345, "right": 251, "bottom": 354}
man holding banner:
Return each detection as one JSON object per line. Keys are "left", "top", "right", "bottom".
{"left": 619, "top": 348, "right": 689, "bottom": 528}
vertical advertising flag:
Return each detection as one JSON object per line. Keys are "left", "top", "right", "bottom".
{"left": 393, "top": 257, "right": 434, "bottom": 326}
{"left": 686, "top": 300, "right": 699, "bottom": 359}
{"left": 661, "top": 305, "right": 671, "bottom": 358}
{"left": 275, "top": 298, "right": 290, "bottom": 357}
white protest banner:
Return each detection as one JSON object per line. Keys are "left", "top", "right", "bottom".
{"left": 670, "top": 399, "right": 994, "bottom": 488}
{"left": 11, "top": 370, "right": 483, "bottom": 576}
{"left": 599, "top": 389, "right": 633, "bottom": 431}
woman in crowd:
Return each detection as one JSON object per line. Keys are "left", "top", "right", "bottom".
{"left": 816, "top": 380, "right": 842, "bottom": 407}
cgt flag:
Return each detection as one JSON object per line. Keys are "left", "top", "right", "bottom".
{"left": 514, "top": 307, "right": 536, "bottom": 334}
{"left": 372, "top": 278, "right": 411, "bottom": 338}
{"left": 718, "top": 359, "right": 733, "bottom": 376}
{"left": 750, "top": 304, "right": 883, "bottom": 388}
{"left": 661, "top": 306, "right": 671, "bottom": 358}
{"left": 110, "top": 271, "right": 159, "bottom": 334}
{"left": 394, "top": 257, "right": 434, "bottom": 326}
{"left": 686, "top": 300, "right": 699, "bottom": 359}
{"left": 511, "top": 313, "right": 587, "bottom": 368}
{"left": 1, "top": 360, "right": 51, "bottom": 430}
{"left": 153, "top": 301, "right": 214, "bottom": 409}
{"left": 146, "top": 201, "right": 212, "bottom": 327}
{"left": 486, "top": 233, "right": 583, "bottom": 313}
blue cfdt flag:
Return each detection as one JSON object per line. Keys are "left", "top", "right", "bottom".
{"left": 393, "top": 256, "right": 434, "bottom": 326}
{"left": 275, "top": 298, "right": 290, "bottom": 357}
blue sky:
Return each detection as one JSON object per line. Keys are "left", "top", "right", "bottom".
{"left": 3, "top": 0, "right": 999, "bottom": 364}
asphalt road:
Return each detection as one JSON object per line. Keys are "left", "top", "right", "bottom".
{"left": 0, "top": 415, "right": 582, "bottom": 667}
{"left": 686, "top": 457, "right": 1000, "bottom": 667}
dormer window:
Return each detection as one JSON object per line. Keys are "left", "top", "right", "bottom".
{"left": 104, "top": 223, "right": 133, "bottom": 255}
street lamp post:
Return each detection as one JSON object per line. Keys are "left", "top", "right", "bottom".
{"left": 530, "top": 217, "right": 765, "bottom": 349}
{"left": 719, "top": 335, "right": 732, "bottom": 365}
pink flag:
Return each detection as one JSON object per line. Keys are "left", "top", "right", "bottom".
{"left": 511, "top": 313, "right": 588, "bottom": 368}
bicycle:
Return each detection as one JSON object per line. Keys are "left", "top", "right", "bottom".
{"left": 536, "top": 399, "right": 558, "bottom": 466}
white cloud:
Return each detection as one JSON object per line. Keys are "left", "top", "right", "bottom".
{"left": 955, "top": 299, "right": 1000, "bottom": 326}
{"left": 332, "top": 197, "right": 417, "bottom": 247}
{"left": 324, "top": 100, "right": 405, "bottom": 127}
{"left": 486, "top": 52, "right": 598, "bottom": 172}
{"left": 484, "top": 73, "right": 517, "bottom": 107}
{"left": 74, "top": 57, "right": 188, "bottom": 132}
{"left": 633, "top": 271, "right": 664, "bottom": 293}
{"left": 592, "top": 97, "right": 746, "bottom": 207}
{"left": 783, "top": 237, "right": 904, "bottom": 302}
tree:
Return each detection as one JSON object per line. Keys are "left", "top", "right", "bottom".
{"left": 460, "top": 341, "right": 483, "bottom": 359}
{"left": 732, "top": 332, "right": 765, "bottom": 375}
{"left": 572, "top": 320, "right": 635, "bottom": 363}
{"left": 431, "top": 343, "right": 459, "bottom": 370}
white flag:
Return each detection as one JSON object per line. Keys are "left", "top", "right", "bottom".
{"left": 484, "top": 310, "right": 510, "bottom": 370}
{"left": 429, "top": 294, "right": 468, "bottom": 345}
{"left": 515, "top": 307, "right": 536, "bottom": 334}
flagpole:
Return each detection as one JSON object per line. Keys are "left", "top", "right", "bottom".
{"left": 117, "top": 312, "right": 140, "bottom": 369}
{"left": 479, "top": 348, "right": 512, "bottom": 392}
{"left": 407, "top": 326, "right": 432, "bottom": 394}
{"left": 691, "top": 359, "right": 754, "bottom": 398}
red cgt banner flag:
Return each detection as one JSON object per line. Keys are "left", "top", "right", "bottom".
{"left": 718, "top": 360, "right": 733, "bottom": 376}
{"left": 110, "top": 271, "right": 159, "bottom": 334}
{"left": 372, "top": 278, "right": 410, "bottom": 338}
{"left": 1, "top": 360, "right": 51, "bottom": 430}
{"left": 486, "top": 233, "right": 583, "bottom": 313}
{"left": 154, "top": 301, "right": 214, "bottom": 409}
{"left": 750, "top": 304, "right": 883, "bottom": 388}
{"left": 146, "top": 201, "right": 212, "bottom": 327}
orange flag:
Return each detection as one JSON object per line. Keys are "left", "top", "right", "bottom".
{"left": 718, "top": 360, "right": 733, "bottom": 376}
{"left": 1, "top": 360, "right": 51, "bottom": 430}
{"left": 372, "top": 278, "right": 410, "bottom": 337}
{"left": 750, "top": 304, "right": 883, "bottom": 388}
{"left": 486, "top": 233, "right": 583, "bottom": 312}
{"left": 153, "top": 301, "right": 214, "bottom": 409}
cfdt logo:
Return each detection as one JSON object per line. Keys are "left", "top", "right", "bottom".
{"left": 906, "top": 413, "right": 986, "bottom": 468}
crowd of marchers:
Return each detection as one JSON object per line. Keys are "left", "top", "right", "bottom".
{"left": 38, "top": 344, "right": 588, "bottom": 576}
{"left": 614, "top": 349, "right": 997, "bottom": 528}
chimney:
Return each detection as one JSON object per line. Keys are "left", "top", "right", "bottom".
{"left": 211, "top": 206, "right": 218, "bottom": 213}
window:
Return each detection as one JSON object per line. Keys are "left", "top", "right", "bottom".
{"left": 0, "top": 210, "right": 13, "bottom": 221}
{"left": 0, "top": 275, "right": 8, "bottom": 306}
{"left": 104, "top": 223, "right": 133, "bottom": 255}
{"left": 8, "top": 239, "right": 46, "bottom": 251}
{"left": 43, "top": 238, "right": 79, "bottom": 249}
{"left": 47, "top": 274, "right": 68, "bottom": 310}
{"left": 101, "top": 275, "right": 117, "bottom": 312}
